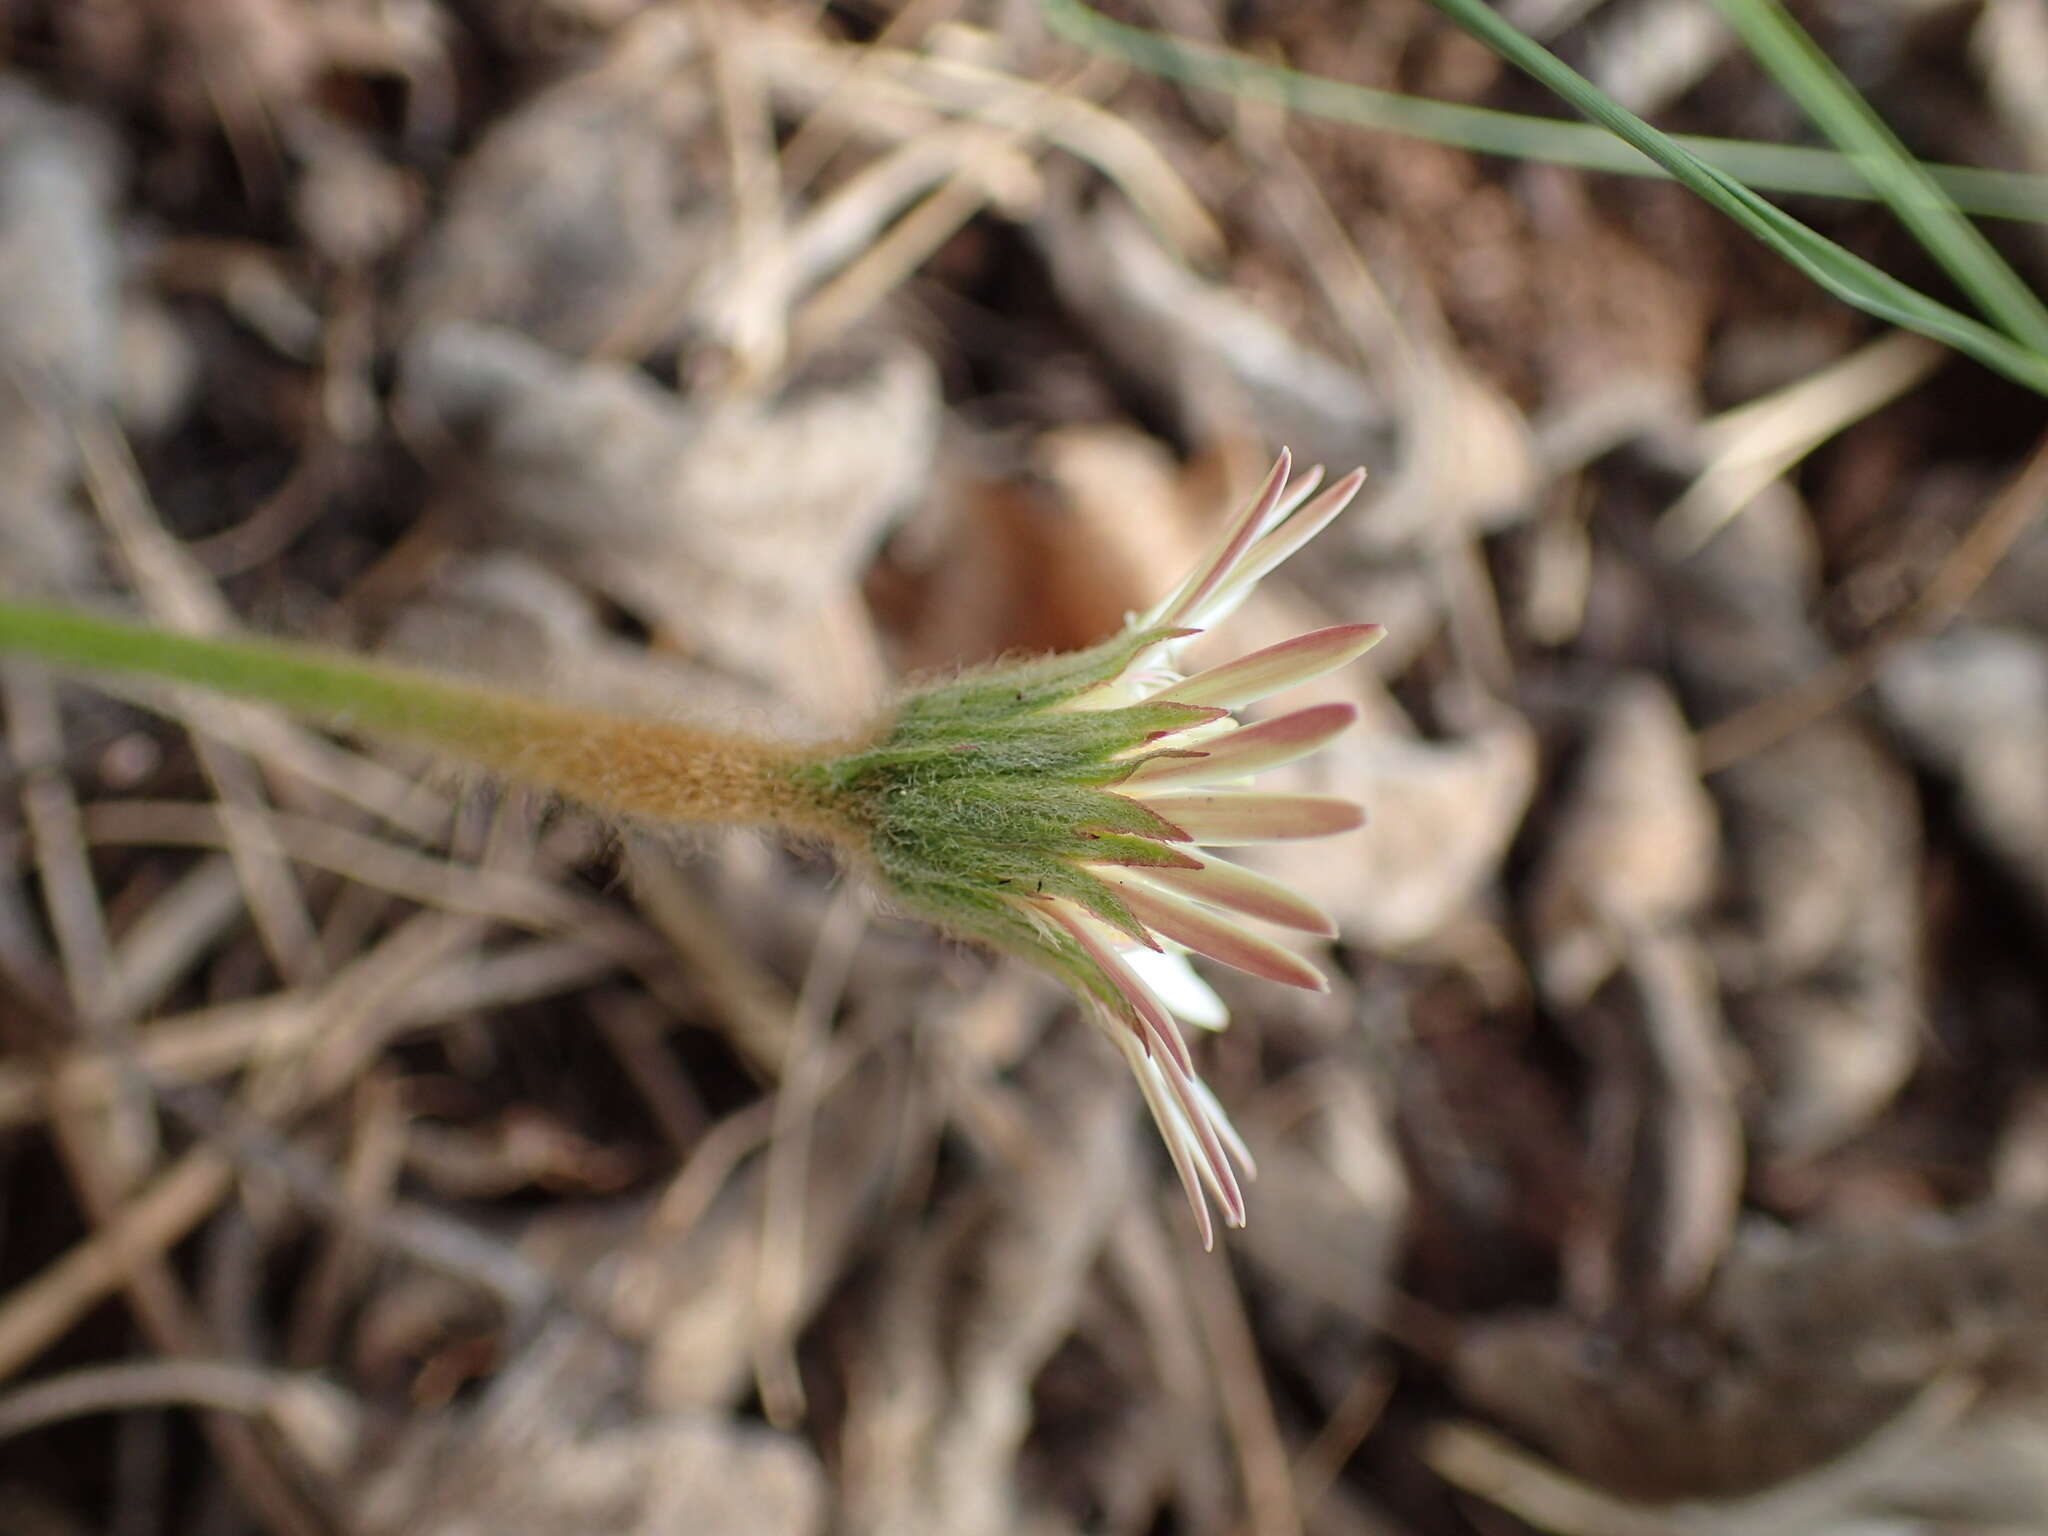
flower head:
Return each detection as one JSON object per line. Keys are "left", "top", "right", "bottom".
{"left": 0, "top": 444, "right": 1367, "bottom": 1251}
{"left": 802, "top": 451, "right": 1377, "bottom": 1245}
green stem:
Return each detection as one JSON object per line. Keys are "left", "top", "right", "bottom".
{"left": 2, "top": 600, "right": 478, "bottom": 742}
{"left": 0, "top": 599, "right": 847, "bottom": 838}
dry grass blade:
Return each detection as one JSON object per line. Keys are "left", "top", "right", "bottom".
{"left": 0, "top": 908, "right": 480, "bottom": 1382}
{"left": 750, "top": 20, "right": 1222, "bottom": 263}
{"left": 155, "top": 1081, "right": 554, "bottom": 1320}
{"left": 1424, "top": 1420, "right": 1696, "bottom": 1536}
{"left": 0, "top": 1358, "right": 356, "bottom": 1466}
{"left": 286, "top": 1074, "right": 409, "bottom": 1368}
{"left": 4, "top": 663, "right": 156, "bottom": 1180}
{"left": 1289, "top": 1366, "right": 1395, "bottom": 1522}
{"left": 1697, "top": 427, "right": 2048, "bottom": 769}
{"left": 1657, "top": 330, "right": 1947, "bottom": 556}
{"left": 0, "top": 1149, "right": 237, "bottom": 1385}
{"left": 790, "top": 129, "right": 1042, "bottom": 353}
{"left": 76, "top": 412, "right": 326, "bottom": 982}
{"left": 1428, "top": 1369, "right": 1981, "bottom": 1534}
{"left": 0, "top": 934, "right": 646, "bottom": 1133}
{"left": 754, "top": 887, "right": 868, "bottom": 1426}
{"left": 625, "top": 836, "right": 796, "bottom": 1075}
{"left": 1185, "top": 1220, "right": 1302, "bottom": 1536}
{"left": 104, "top": 854, "right": 246, "bottom": 1020}
{"left": 706, "top": 0, "right": 790, "bottom": 385}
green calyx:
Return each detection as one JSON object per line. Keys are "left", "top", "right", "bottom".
{"left": 798, "top": 628, "right": 1214, "bottom": 990}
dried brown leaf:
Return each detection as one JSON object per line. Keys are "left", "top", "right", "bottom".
{"left": 1531, "top": 676, "right": 1719, "bottom": 1010}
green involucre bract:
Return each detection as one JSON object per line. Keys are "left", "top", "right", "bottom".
{"left": 800, "top": 633, "right": 1220, "bottom": 964}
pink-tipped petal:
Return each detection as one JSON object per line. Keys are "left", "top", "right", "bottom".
{"left": 1129, "top": 791, "right": 1365, "bottom": 845}
{"left": 1096, "top": 853, "right": 1336, "bottom": 936}
{"left": 1163, "top": 624, "right": 1385, "bottom": 711}
{"left": 1123, "top": 702, "right": 1357, "bottom": 789}
{"left": 1048, "top": 900, "right": 1195, "bottom": 1080}
{"left": 1151, "top": 1043, "right": 1248, "bottom": 1229}
{"left": 1114, "top": 1029, "right": 1216, "bottom": 1249}
{"left": 1266, "top": 464, "right": 1333, "bottom": 528}
{"left": 1131, "top": 998, "right": 1191, "bottom": 1078}
{"left": 1155, "top": 453, "right": 1313, "bottom": 628}
{"left": 1187, "top": 1074, "right": 1257, "bottom": 1180}
{"left": 1188, "top": 468, "right": 1367, "bottom": 627}
{"left": 1098, "top": 970, "right": 1254, "bottom": 1244}
{"left": 1115, "top": 879, "right": 1331, "bottom": 991}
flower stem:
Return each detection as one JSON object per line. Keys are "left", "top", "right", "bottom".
{"left": 0, "top": 599, "right": 847, "bottom": 838}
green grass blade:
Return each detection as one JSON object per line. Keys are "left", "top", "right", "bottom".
{"left": 1039, "top": 0, "right": 2048, "bottom": 223}
{"left": 1044, "top": 0, "right": 2048, "bottom": 390}
{"left": 1713, "top": 0, "right": 2048, "bottom": 352}
{"left": 1402, "top": 0, "right": 2048, "bottom": 394}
